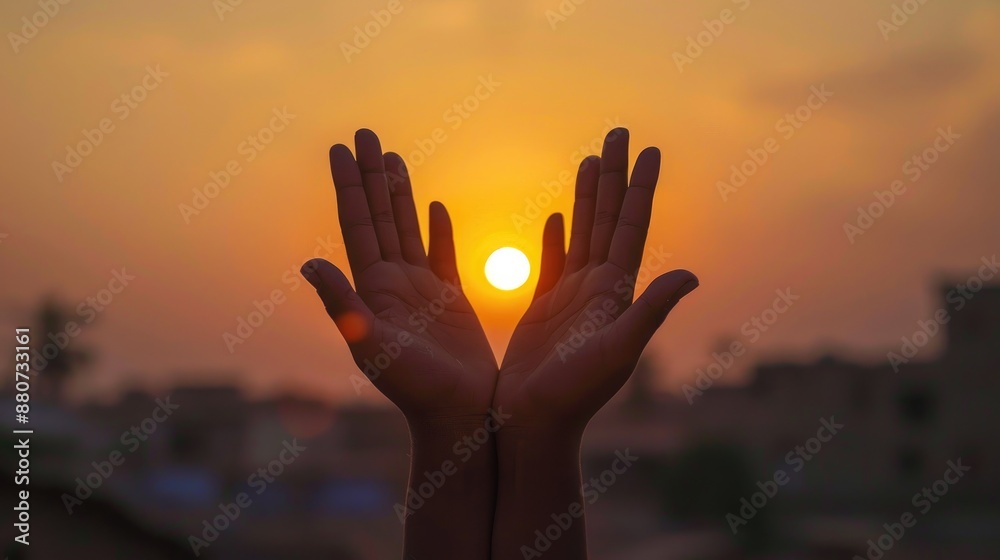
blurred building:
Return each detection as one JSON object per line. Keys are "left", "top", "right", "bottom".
{"left": 2, "top": 387, "right": 410, "bottom": 559}
{"left": 583, "top": 281, "right": 1000, "bottom": 558}
{"left": 2, "top": 281, "right": 998, "bottom": 559}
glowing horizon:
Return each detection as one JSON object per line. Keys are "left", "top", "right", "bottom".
{"left": 2, "top": 0, "right": 999, "bottom": 404}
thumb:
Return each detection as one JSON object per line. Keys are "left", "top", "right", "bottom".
{"left": 301, "top": 258, "right": 375, "bottom": 345}
{"left": 607, "top": 269, "right": 698, "bottom": 360}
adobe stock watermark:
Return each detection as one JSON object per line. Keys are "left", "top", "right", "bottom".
{"left": 510, "top": 118, "right": 624, "bottom": 233}
{"left": 727, "top": 416, "right": 844, "bottom": 534}
{"left": 394, "top": 408, "right": 511, "bottom": 523}
{"left": 520, "top": 449, "right": 638, "bottom": 559}
{"left": 348, "top": 279, "right": 462, "bottom": 394}
{"left": 178, "top": 106, "right": 295, "bottom": 224}
{"left": 673, "top": 0, "right": 751, "bottom": 72}
{"left": 7, "top": 0, "right": 73, "bottom": 54}
{"left": 386, "top": 74, "right": 501, "bottom": 179}
{"left": 61, "top": 396, "right": 180, "bottom": 514}
{"left": 877, "top": 0, "right": 933, "bottom": 41}
{"left": 189, "top": 439, "right": 307, "bottom": 556}
{"left": 223, "top": 235, "right": 341, "bottom": 353}
{"left": 853, "top": 458, "right": 970, "bottom": 560}
{"left": 683, "top": 287, "right": 800, "bottom": 403}
{"left": 843, "top": 126, "right": 959, "bottom": 244}
{"left": 887, "top": 255, "right": 998, "bottom": 371}
{"left": 52, "top": 65, "right": 168, "bottom": 183}
{"left": 31, "top": 268, "right": 137, "bottom": 372}
{"left": 341, "top": 0, "right": 403, "bottom": 63}
{"left": 553, "top": 246, "right": 673, "bottom": 362}
{"left": 212, "top": 0, "right": 246, "bottom": 22}
{"left": 545, "top": 0, "right": 589, "bottom": 30}
{"left": 717, "top": 84, "right": 833, "bottom": 201}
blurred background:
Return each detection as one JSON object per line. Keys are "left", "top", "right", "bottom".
{"left": 1, "top": 0, "right": 998, "bottom": 558}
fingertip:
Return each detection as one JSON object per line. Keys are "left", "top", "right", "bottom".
{"left": 674, "top": 268, "right": 698, "bottom": 285}
{"left": 607, "top": 127, "right": 629, "bottom": 143}
{"left": 300, "top": 258, "right": 331, "bottom": 288}
{"left": 354, "top": 130, "right": 384, "bottom": 169}
{"left": 638, "top": 146, "right": 661, "bottom": 161}
{"left": 430, "top": 200, "right": 449, "bottom": 219}
{"left": 601, "top": 127, "right": 630, "bottom": 170}
{"left": 630, "top": 147, "right": 662, "bottom": 189}
{"left": 543, "top": 213, "right": 565, "bottom": 249}
{"left": 329, "top": 143, "right": 352, "bottom": 159}
{"left": 641, "top": 269, "right": 698, "bottom": 303}
{"left": 579, "top": 154, "right": 600, "bottom": 172}
{"left": 383, "top": 151, "right": 406, "bottom": 168}
{"left": 577, "top": 156, "right": 601, "bottom": 194}
{"left": 429, "top": 202, "right": 453, "bottom": 238}
{"left": 662, "top": 269, "right": 699, "bottom": 300}
{"left": 675, "top": 278, "right": 699, "bottom": 300}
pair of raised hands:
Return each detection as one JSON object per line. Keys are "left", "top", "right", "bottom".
{"left": 301, "top": 128, "right": 697, "bottom": 559}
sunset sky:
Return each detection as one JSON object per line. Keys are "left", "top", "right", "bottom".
{"left": 2, "top": 0, "right": 999, "bottom": 403}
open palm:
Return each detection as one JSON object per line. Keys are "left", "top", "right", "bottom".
{"left": 496, "top": 129, "right": 698, "bottom": 431}
{"left": 303, "top": 129, "right": 496, "bottom": 421}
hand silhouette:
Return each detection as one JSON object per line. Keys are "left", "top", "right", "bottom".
{"left": 302, "top": 127, "right": 698, "bottom": 560}
{"left": 491, "top": 128, "right": 697, "bottom": 560}
{"left": 496, "top": 128, "right": 698, "bottom": 433}
{"left": 302, "top": 129, "right": 499, "bottom": 559}
{"left": 301, "top": 129, "right": 497, "bottom": 421}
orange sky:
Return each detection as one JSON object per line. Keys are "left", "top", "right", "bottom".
{"left": 2, "top": 0, "right": 999, "bottom": 403}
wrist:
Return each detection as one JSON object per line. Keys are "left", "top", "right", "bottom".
{"left": 493, "top": 424, "right": 589, "bottom": 559}
{"left": 407, "top": 407, "right": 508, "bottom": 448}
{"left": 403, "top": 411, "right": 504, "bottom": 503}
{"left": 497, "top": 421, "right": 583, "bottom": 450}
{"left": 402, "top": 412, "right": 501, "bottom": 558}
{"left": 495, "top": 423, "right": 584, "bottom": 487}
{"left": 494, "top": 406, "right": 589, "bottom": 445}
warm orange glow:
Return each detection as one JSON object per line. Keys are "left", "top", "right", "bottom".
{"left": 3, "top": 1, "right": 998, "bottom": 402}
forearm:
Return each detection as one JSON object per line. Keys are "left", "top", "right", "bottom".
{"left": 492, "top": 426, "right": 587, "bottom": 560}
{"left": 402, "top": 416, "right": 498, "bottom": 560}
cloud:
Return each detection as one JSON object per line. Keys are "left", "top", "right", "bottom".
{"left": 750, "top": 44, "right": 984, "bottom": 110}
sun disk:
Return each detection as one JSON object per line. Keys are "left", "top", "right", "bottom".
{"left": 485, "top": 247, "right": 530, "bottom": 291}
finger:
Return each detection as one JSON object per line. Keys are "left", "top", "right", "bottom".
{"left": 428, "top": 201, "right": 460, "bottom": 286}
{"left": 300, "top": 258, "right": 377, "bottom": 349}
{"left": 355, "top": 129, "right": 402, "bottom": 261}
{"left": 608, "top": 147, "right": 660, "bottom": 273}
{"left": 329, "top": 144, "right": 380, "bottom": 274}
{"left": 606, "top": 270, "right": 698, "bottom": 362}
{"left": 534, "top": 213, "right": 566, "bottom": 299}
{"left": 590, "top": 128, "right": 629, "bottom": 264}
{"left": 565, "top": 155, "right": 599, "bottom": 273}
{"left": 384, "top": 152, "right": 428, "bottom": 267}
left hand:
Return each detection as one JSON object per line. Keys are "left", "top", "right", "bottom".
{"left": 302, "top": 129, "right": 498, "bottom": 422}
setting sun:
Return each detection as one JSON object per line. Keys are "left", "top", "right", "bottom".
{"left": 484, "top": 247, "right": 531, "bottom": 291}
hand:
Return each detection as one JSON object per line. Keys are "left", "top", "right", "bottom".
{"left": 301, "top": 129, "right": 497, "bottom": 420}
{"left": 302, "top": 129, "right": 500, "bottom": 560}
{"left": 496, "top": 127, "right": 698, "bottom": 433}
{"left": 490, "top": 128, "right": 697, "bottom": 560}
